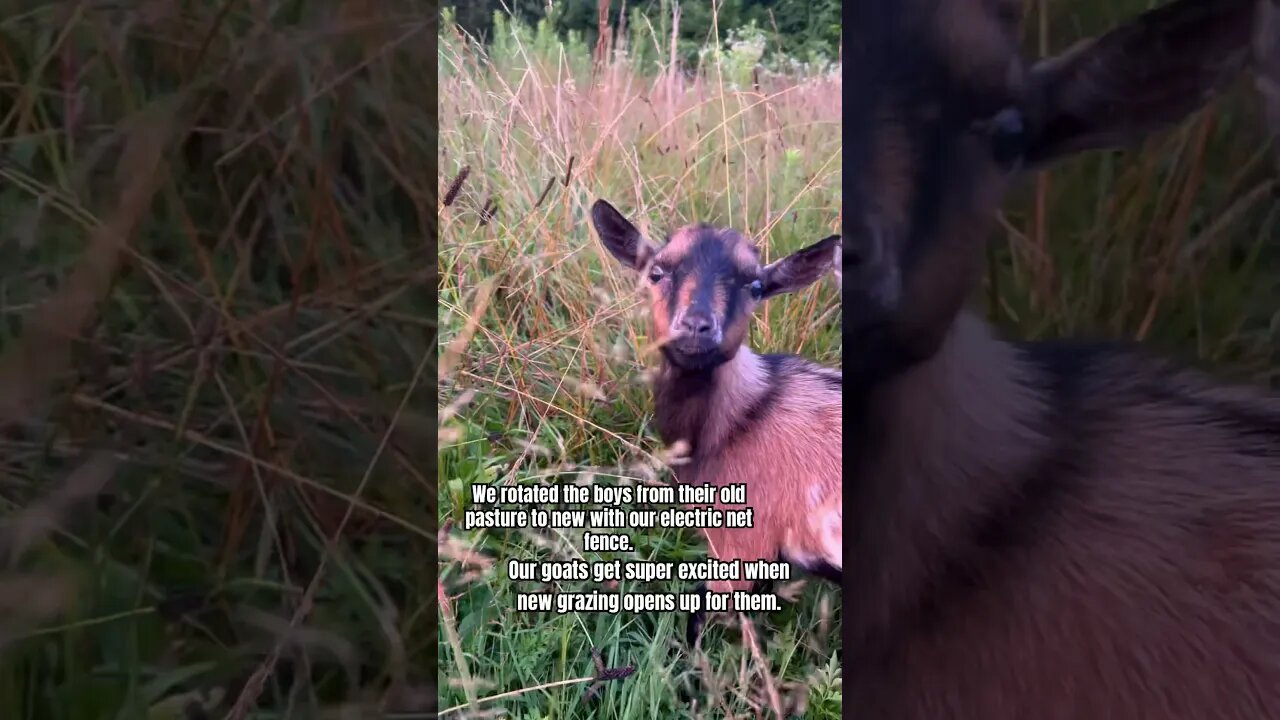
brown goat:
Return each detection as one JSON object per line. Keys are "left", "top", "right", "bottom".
{"left": 589, "top": 202, "right": 842, "bottom": 643}
{"left": 842, "top": 0, "right": 1280, "bottom": 718}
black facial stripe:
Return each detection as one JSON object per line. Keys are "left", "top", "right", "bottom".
{"left": 723, "top": 281, "right": 740, "bottom": 328}
{"left": 902, "top": 129, "right": 939, "bottom": 276}
{"left": 690, "top": 273, "right": 717, "bottom": 316}
{"left": 666, "top": 269, "right": 683, "bottom": 325}
{"left": 901, "top": 89, "right": 976, "bottom": 277}
{"left": 670, "top": 231, "right": 759, "bottom": 324}
{"left": 850, "top": 5, "right": 1019, "bottom": 280}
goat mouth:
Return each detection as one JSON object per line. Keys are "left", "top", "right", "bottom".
{"left": 661, "top": 339, "right": 727, "bottom": 371}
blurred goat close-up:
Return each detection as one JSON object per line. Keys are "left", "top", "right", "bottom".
{"left": 838, "top": 0, "right": 1280, "bottom": 717}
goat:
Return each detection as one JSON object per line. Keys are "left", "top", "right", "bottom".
{"left": 841, "top": 0, "right": 1280, "bottom": 717}
{"left": 589, "top": 201, "right": 842, "bottom": 644}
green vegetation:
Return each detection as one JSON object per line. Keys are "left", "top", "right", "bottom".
{"left": 0, "top": 1, "right": 436, "bottom": 718}
{"left": 449, "top": 0, "right": 842, "bottom": 70}
{"left": 438, "top": 5, "right": 842, "bottom": 717}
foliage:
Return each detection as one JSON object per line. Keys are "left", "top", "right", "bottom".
{"left": 438, "top": 5, "right": 842, "bottom": 719}
{"left": 0, "top": 1, "right": 436, "bottom": 717}
{"left": 448, "top": 0, "right": 842, "bottom": 71}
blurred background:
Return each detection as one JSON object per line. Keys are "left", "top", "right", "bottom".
{"left": 0, "top": 1, "right": 436, "bottom": 718}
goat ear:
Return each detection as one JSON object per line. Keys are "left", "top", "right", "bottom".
{"left": 590, "top": 200, "right": 657, "bottom": 271}
{"left": 1014, "top": 0, "right": 1255, "bottom": 170}
{"left": 761, "top": 234, "right": 841, "bottom": 299}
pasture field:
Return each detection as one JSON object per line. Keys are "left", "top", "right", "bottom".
{"left": 437, "top": 4, "right": 1277, "bottom": 719}
{"left": 437, "top": 8, "right": 844, "bottom": 719}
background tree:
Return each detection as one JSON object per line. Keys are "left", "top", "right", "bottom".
{"left": 448, "top": 0, "right": 843, "bottom": 69}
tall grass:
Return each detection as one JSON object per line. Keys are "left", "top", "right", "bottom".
{"left": 0, "top": 2, "right": 437, "bottom": 718}
{"left": 991, "top": 3, "right": 1279, "bottom": 378}
{"left": 436, "top": 2, "right": 1279, "bottom": 719}
{"left": 436, "top": 7, "right": 843, "bottom": 720}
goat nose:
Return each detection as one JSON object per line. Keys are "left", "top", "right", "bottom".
{"left": 678, "top": 312, "right": 716, "bottom": 337}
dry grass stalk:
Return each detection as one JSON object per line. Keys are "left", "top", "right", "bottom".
{"left": 0, "top": 452, "right": 119, "bottom": 567}
{"left": 238, "top": 607, "right": 361, "bottom": 694}
{"left": 0, "top": 573, "right": 78, "bottom": 649}
{"left": 0, "top": 110, "right": 176, "bottom": 430}
{"left": 438, "top": 277, "right": 498, "bottom": 384}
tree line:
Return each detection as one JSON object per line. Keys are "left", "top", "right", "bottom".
{"left": 447, "top": 0, "right": 842, "bottom": 68}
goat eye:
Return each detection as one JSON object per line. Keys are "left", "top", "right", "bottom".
{"left": 987, "top": 106, "right": 1027, "bottom": 166}
{"left": 748, "top": 279, "right": 763, "bottom": 299}
{"left": 648, "top": 266, "right": 665, "bottom": 283}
